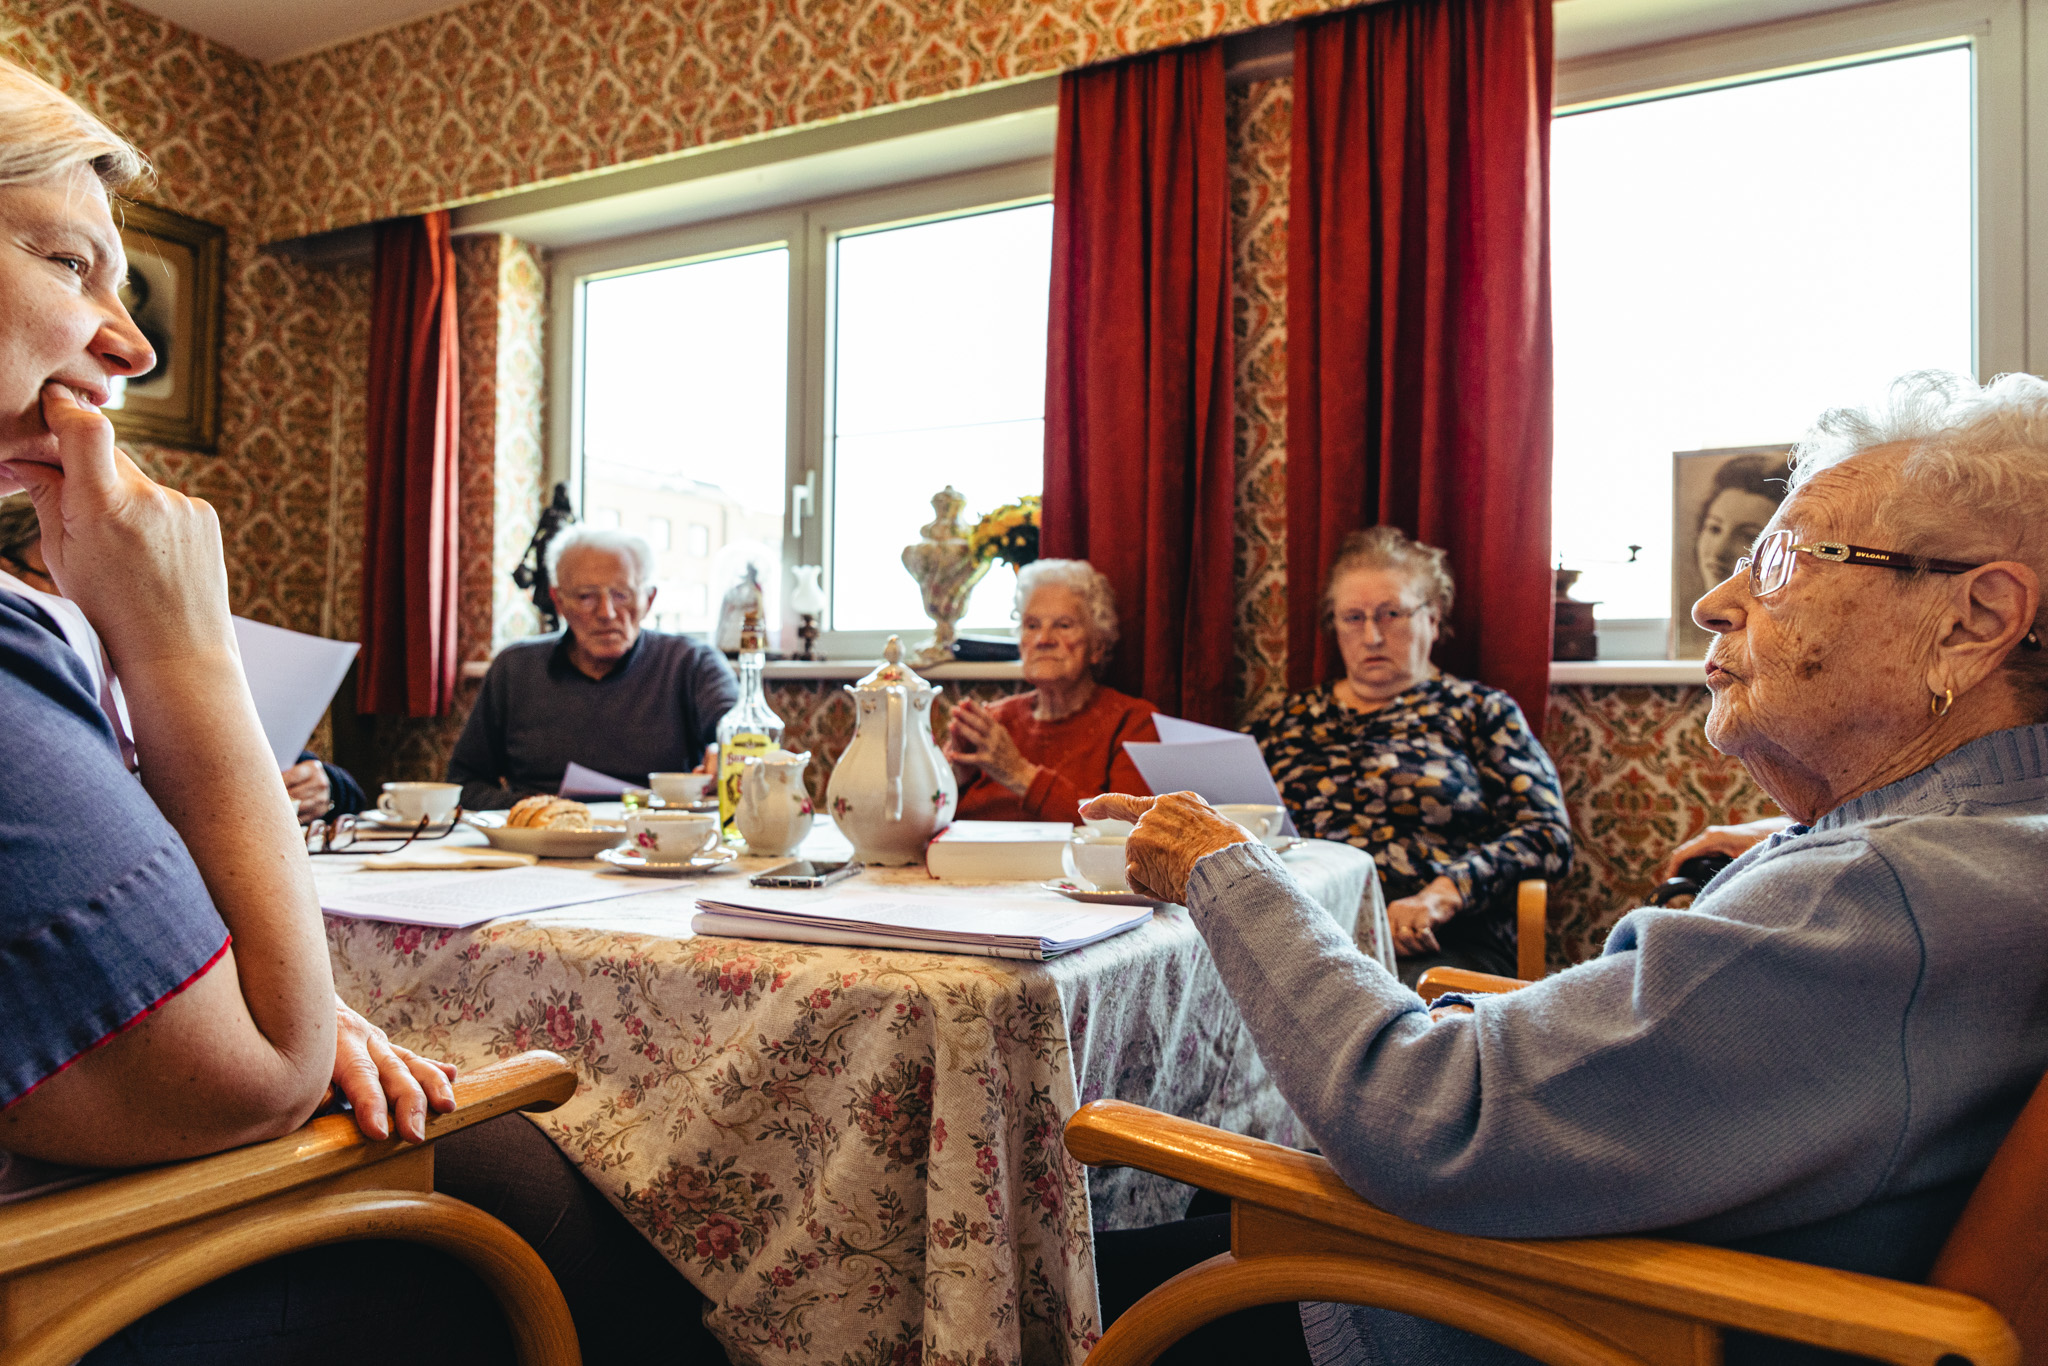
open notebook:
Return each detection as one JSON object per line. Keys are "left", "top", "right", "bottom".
{"left": 693, "top": 887, "right": 1154, "bottom": 961}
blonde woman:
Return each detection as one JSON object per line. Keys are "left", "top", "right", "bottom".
{"left": 0, "top": 59, "right": 707, "bottom": 1363}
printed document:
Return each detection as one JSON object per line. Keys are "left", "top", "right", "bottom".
{"left": 693, "top": 887, "right": 1153, "bottom": 960}
{"left": 321, "top": 865, "right": 663, "bottom": 928}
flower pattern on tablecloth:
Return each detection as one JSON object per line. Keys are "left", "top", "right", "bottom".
{"left": 325, "top": 843, "right": 1373, "bottom": 1365}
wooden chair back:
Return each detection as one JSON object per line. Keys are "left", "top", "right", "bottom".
{"left": 1931, "top": 1066, "right": 2048, "bottom": 1359}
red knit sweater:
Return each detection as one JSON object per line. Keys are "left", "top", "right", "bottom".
{"left": 954, "top": 687, "right": 1160, "bottom": 823}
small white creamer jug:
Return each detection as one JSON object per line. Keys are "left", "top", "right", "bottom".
{"left": 736, "top": 749, "right": 814, "bottom": 857}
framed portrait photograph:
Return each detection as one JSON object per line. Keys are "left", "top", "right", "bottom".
{"left": 107, "top": 201, "right": 224, "bottom": 453}
{"left": 1670, "top": 443, "right": 1794, "bottom": 658}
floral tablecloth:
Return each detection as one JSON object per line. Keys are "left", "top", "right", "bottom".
{"left": 320, "top": 829, "right": 1379, "bottom": 1366}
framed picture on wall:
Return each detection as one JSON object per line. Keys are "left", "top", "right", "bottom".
{"left": 1670, "top": 443, "right": 1795, "bottom": 658}
{"left": 107, "top": 200, "right": 224, "bottom": 453}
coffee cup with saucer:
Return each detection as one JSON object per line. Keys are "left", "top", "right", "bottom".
{"left": 625, "top": 810, "right": 721, "bottom": 865}
{"left": 376, "top": 782, "right": 460, "bottom": 825}
{"left": 649, "top": 772, "right": 715, "bottom": 807}
{"left": 1063, "top": 833, "right": 1131, "bottom": 893}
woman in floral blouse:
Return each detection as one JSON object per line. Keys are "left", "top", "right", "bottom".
{"left": 1249, "top": 527, "right": 1571, "bottom": 983}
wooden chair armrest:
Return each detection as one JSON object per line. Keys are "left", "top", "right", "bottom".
{"left": 0, "top": 1050, "right": 576, "bottom": 1279}
{"left": 1066, "top": 1100, "right": 2016, "bottom": 1366}
{"left": 1415, "top": 967, "right": 1531, "bottom": 1001}
{"left": 1516, "top": 879, "right": 1548, "bottom": 981}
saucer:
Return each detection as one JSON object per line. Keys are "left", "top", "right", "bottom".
{"left": 1042, "top": 880, "right": 1169, "bottom": 909}
{"left": 360, "top": 808, "right": 459, "bottom": 832}
{"left": 1264, "top": 834, "right": 1298, "bottom": 854}
{"left": 597, "top": 845, "right": 739, "bottom": 876}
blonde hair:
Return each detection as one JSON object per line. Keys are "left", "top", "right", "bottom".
{"left": 0, "top": 57, "right": 149, "bottom": 193}
{"left": 1322, "top": 526, "right": 1455, "bottom": 621}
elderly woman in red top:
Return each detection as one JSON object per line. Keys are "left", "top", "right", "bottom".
{"left": 945, "top": 558, "right": 1159, "bottom": 821}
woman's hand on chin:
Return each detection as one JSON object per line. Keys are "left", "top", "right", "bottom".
{"left": 1083, "top": 792, "right": 1254, "bottom": 904}
{"left": 3, "top": 381, "right": 235, "bottom": 667}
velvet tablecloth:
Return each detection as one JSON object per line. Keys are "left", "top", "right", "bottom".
{"left": 321, "top": 829, "right": 1381, "bottom": 1365}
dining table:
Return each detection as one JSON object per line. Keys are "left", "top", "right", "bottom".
{"left": 318, "top": 814, "right": 1386, "bottom": 1366}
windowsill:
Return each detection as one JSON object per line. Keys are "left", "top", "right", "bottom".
{"left": 1549, "top": 659, "right": 1707, "bottom": 685}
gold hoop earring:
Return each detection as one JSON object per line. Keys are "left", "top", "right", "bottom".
{"left": 1931, "top": 687, "right": 1955, "bottom": 719}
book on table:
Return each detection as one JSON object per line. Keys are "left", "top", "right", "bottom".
{"left": 924, "top": 820, "right": 1074, "bottom": 882}
{"left": 692, "top": 886, "right": 1152, "bottom": 960}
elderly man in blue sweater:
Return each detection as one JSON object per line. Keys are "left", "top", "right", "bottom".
{"left": 1089, "top": 371, "right": 2048, "bottom": 1366}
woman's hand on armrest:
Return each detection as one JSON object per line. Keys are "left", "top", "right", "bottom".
{"left": 330, "top": 999, "right": 456, "bottom": 1144}
{"left": 1659, "top": 816, "right": 1792, "bottom": 880}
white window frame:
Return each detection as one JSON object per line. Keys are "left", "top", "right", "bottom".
{"left": 549, "top": 159, "right": 1053, "bottom": 654}
{"left": 1553, "top": 0, "right": 2031, "bottom": 657}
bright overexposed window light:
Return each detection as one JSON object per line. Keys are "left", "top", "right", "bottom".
{"left": 828, "top": 201, "right": 1053, "bottom": 632}
{"left": 580, "top": 247, "right": 789, "bottom": 633}
{"left": 1550, "top": 47, "right": 1973, "bottom": 637}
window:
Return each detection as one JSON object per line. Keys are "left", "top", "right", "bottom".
{"left": 556, "top": 162, "right": 1053, "bottom": 647}
{"left": 645, "top": 516, "right": 671, "bottom": 551}
{"left": 588, "top": 507, "right": 621, "bottom": 530}
{"left": 1551, "top": 38, "right": 1979, "bottom": 656}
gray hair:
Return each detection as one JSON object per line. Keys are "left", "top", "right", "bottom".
{"left": 1793, "top": 369, "right": 2048, "bottom": 714}
{"left": 1323, "top": 525, "right": 1455, "bottom": 622}
{"left": 546, "top": 524, "right": 655, "bottom": 590}
{"left": 1015, "top": 558, "right": 1119, "bottom": 670}
{"left": 0, "top": 58, "right": 149, "bottom": 193}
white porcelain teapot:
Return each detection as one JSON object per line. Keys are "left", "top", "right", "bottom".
{"left": 824, "top": 636, "right": 956, "bottom": 865}
{"left": 737, "top": 749, "right": 814, "bottom": 858}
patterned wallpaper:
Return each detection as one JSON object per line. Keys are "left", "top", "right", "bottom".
{"left": 255, "top": 0, "right": 1369, "bottom": 242}
{"left": 1227, "top": 76, "right": 1290, "bottom": 724}
{"left": 5, "top": 0, "right": 1779, "bottom": 971}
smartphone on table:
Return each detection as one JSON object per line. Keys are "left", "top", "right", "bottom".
{"left": 749, "top": 859, "right": 862, "bottom": 890}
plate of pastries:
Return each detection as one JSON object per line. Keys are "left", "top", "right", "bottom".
{"left": 465, "top": 796, "right": 630, "bottom": 859}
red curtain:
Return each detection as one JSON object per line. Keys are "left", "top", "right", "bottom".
{"left": 1041, "top": 42, "right": 1237, "bottom": 726}
{"left": 1286, "top": 0, "right": 1555, "bottom": 726}
{"left": 359, "top": 211, "right": 460, "bottom": 717}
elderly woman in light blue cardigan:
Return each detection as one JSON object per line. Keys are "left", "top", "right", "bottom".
{"left": 1088, "top": 370, "right": 2048, "bottom": 1366}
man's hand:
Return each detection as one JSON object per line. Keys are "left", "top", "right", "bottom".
{"left": 330, "top": 999, "right": 457, "bottom": 1143}
{"left": 1081, "top": 791, "right": 1254, "bottom": 904}
{"left": 945, "top": 698, "right": 1040, "bottom": 795}
{"left": 1659, "top": 816, "right": 1791, "bottom": 880}
{"left": 283, "top": 758, "right": 332, "bottom": 823}
{"left": 1387, "top": 876, "right": 1464, "bottom": 957}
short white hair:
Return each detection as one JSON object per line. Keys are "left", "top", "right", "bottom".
{"left": 1014, "top": 558, "right": 1119, "bottom": 670}
{"left": 546, "top": 524, "right": 655, "bottom": 590}
{"left": 1793, "top": 369, "right": 2048, "bottom": 714}
{"left": 0, "top": 58, "right": 149, "bottom": 193}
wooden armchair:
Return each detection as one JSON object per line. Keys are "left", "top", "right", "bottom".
{"left": 1514, "top": 879, "right": 1548, "bottom": 981}
{"left": 0, "top": 1050, "right": 582, "bottom": 1366}
{"left": 1068, "top": 968, "right": 2048, "bottom": 1365}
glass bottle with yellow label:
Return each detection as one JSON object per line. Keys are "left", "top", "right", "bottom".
{"left": 717, "top": 609, "right": 783, "bottom": 843}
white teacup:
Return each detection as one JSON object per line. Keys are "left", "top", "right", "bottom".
{"left": 626, "top": 810, "right": 721, "bottom": 862}
{"left": 1063, "top": 834, "right": 1131, "bottom": 893}
{"left": 649, "top": 771, "right": 715, "bottom": 806}
{"left": 378, "top": 781, "right": 460, "bottom": 823}
{"left": 1215, "top": 803, "right": 1285, "bottom": 841}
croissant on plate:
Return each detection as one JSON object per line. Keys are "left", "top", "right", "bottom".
{"left": 506, "top": 795, "right": 594, "bottom": 831}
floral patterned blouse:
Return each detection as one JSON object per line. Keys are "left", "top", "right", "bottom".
{"left": 1248, "top": 673, "right": 1572, "bottom": 956}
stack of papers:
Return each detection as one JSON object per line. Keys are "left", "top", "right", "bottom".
{"left": 693, "top": 888, "right": 1154, "bottom": 960}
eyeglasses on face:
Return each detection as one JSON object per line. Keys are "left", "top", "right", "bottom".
{"left": 1732, "top": 528, "right": 1983, "bottom": 598}
{"left": 1334, "top": 605, "right": 1428, "bottom": 633}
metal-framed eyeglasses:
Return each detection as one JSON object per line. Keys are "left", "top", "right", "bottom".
{"left": 1334, "top": 604, "right": 1429, "bottom": 634}
{"left": 1733, "top": 529, "right": 1982, "bottom": 598}
{"left": 304, "top": 809, "right": 466, "bottom": 856}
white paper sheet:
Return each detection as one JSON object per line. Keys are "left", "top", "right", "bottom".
{"left": 320, "top": 864, "right": 663, "bottom": 928}
{"left": 560, "top": 761, "right": 637, "bottom": 798}
{"left": 231, "top": 617, "right": 359, "bottom": 769}
{"left": 1123, "top": 718, "right": 1299, "bottom": 837}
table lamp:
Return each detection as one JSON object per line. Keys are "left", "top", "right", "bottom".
{"left": 790, "top": 565, "right": 826, "bottom": 660}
